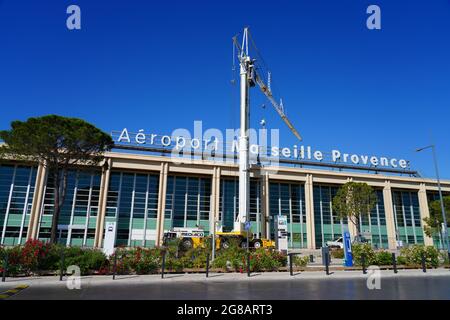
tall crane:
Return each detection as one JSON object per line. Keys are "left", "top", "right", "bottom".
{"left": 232, "top": 28, "right": 303, "bottom": 233}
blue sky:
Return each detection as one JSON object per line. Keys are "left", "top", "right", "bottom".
{"left": 0, "top": 0, "right": 449, "bottom": 178}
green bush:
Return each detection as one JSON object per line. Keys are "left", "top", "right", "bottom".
{"left": 292, "top": 255, "right": 309, "bottom": 267}
{"left": 115, "top": 247, "right": 161, "bottom": 274}
{"left": 184, "top": 247, "right": 209, "bottom": 269}
{"left": 440, "top": 251, "right": 449, "bottom": 266}
{"left": 2, "top": 246, "right": 23, "bottom": 276}
{"left": 211, "top": 243, "right": 287, "bottom": 272}
{"left": 63, "top": 247, "right": 108, "bottom": 275}
{"left": 212, "top": 238, "right": 246, "bottom": 271}
{"left": 250, "top": 248, "right": 286, "bottom": 272}
{"left": 397, "top": 255, "right": 407, "bottom": 265}
{"left": 374, "top": 251, "right": 393, "bottom": 266}
{"left": 352, "top": 243, "right": 376, "bottom": 266}
{"left": 400, "top": 245, "right": 439, "bottom": 268}
{"left": 331, "top": 249, "right": 344, "bottom": 259}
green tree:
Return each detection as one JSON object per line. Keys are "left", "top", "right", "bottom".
{"left": 332, "top": 182, "right": 377, "bottom": 243}
{"left": 0, "top": 115, "right": 114, "bottom": 244}
{"left": 423, "top": 196, "right": 450, "bottom": 240}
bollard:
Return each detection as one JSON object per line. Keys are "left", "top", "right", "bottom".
{"left": 112, "top": 251, "right": 118, "bottom": 280}
{"left": 59, "top": 249, "right": 65, "bottom": 281}
{"left": 247, "top": 252, "right": 251, "bottom": 277}
{"left": 161, "top": 251, "right": 166, "bottom": 279}
{"left": 325, "top": 252, "right": 330, "bottom": 275}
{"left": 392, "top": 253, "right": 398, "bottom": 274}
{"left": 361, "top": 254, "right": 367, "bottom": 275}
{"left": 289, "top": 253, "right": 293, "bottom": 276}
{"left": 309, "top": 254, "right": 314, "bottom": 263}
{"left": 421, "top": 252, "right": 426, "bottom": 273}
{"left": 206, "top": 253, "right": 210, "bottom": 278}
{"left": 2, "top": 252, "right": 8, "bottom": 282}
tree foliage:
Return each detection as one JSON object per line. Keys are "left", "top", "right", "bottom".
{"left": 423, "top": 196, "right": 450, "bottom": 238}
{"left": 0, "top": 115, "right": 114, "bottom": 243}
{"left": 332, "top": 182, "right": 377, "bottom": 241}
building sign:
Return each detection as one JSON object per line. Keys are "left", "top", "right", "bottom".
{"left": 112, "top": 128, "right": 410, "bottom": 170}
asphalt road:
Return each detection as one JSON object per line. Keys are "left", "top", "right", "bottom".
{"left": 2, "top": 270, "right": 450, "bottom": 300}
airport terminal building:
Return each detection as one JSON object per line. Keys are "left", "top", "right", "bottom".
{"left": 1, "top": 130, "right": 449, "bottom": 251}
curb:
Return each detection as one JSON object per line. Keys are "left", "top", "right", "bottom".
{"left": 0, "top": 285, "right": 29, "bottom": 300}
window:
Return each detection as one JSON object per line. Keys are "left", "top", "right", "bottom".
{"left": 107, "top": 171, "right": 160, "bottom": 247}
{"left": 270, "top": 182, "right": 306, "bottom": 248}
{"left": 392, "top": 190, "right": 424, "bottom": 245}
{"left": 0, "top": 164, "right": 37, "bottom": 245}
{"left": 38, "top": 168, "right": 101, "bottom": 246}
{"left": 165, "top": 175, "right": 211, "bottom": 228}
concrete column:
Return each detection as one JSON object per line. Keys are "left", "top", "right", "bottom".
{"left": 304, "top": 174, "right": 316, "bottom": 249}
{"left": 155, "top": 162, "right": 169, "bottom": 246}
{"left": 418, "top": 183, "right": 433, "bottom": 246}
{"left": 383, "top": 180, "right": 398, "bottom": 250}
{"left": 261, "top": 172, "right": 270, "bottom": 239}
{"left": 27, "top": 162, "right": 48, "bottom": 240}
{"left": 94, "top": 158, "right": 112, "bottom": 248}
{"left": 209, "top": 167, "right": 221, "bottom": 234}
{"left": 210, "top": 167, "right": 216, "bottom": 234}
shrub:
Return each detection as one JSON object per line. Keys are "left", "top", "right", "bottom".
{"left": 114, "top": 247, "right": 161, "bottom": 274}
{"left": 439, "top": 251, "right": 449, "bottom": 266}
{"left": 352, "top": 243, "right": 376, "bottom": 266}
{"left": 331, "top": 249, "right": 344, "bottom": 259}
{"left": 292, "top": 255, "right": 309, "bottom": 267}
{"left": 250, "top": 248, "right": 286, "bottom": 272}
{"left": 58, "top": 246, "right": 109, "bottom": 275}
{"left": 184, "top": 247, "right": 209, "bottom": 269}
{"left": 212, "top": 239, "right": 246, "bottom": 272}
{"left": 400, "top": 245, "right": 439, "bottom": 268}
{"left": 2, "top": 246, "right": 23, "bottom": 276}
{"left": 374, "top": 251, "right": 393, "bottom": 266}
{"left": 132, "top": 248, "right": 161, "bottom": 274}
{"left": 20, "top": 239, "right": 59, "bottom": 274}
{"left": 397, "top": 255, "right": 407, "bottom": 265}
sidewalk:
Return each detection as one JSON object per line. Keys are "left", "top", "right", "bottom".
{"left": 1, "top": 268, "right": 449, "bottom": 287}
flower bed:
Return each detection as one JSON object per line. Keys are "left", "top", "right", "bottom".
{"left": 1, "top": 240, "right": 447, "bottom": 277}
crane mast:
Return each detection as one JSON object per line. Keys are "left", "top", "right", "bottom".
{"left": 232, "top": 27, "right": 302, "bottom": 233}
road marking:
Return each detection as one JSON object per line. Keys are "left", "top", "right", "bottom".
{"left": 0, "top": 285, "right": 29, "bottom": 300}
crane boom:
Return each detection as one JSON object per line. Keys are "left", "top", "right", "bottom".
{"left": 230, "top": 27, "right": 303, "bottom": 234}
{"left": 254, "top": 73, "right": 302, "bottom": 141}
{"left": 232, "top": 33, "right": 302, "bottom": 142}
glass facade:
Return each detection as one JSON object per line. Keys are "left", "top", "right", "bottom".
{"left": 0, "top": 164, "right": 37, "bottom": 245}
{"left": 392, "top": 190, "right": 424, "bottom": 245}
{"left": 218, "top": 178, "right": 261, "bottom": 235}
{"left": 313, "top": 185, "right": 347, "bottom": 248}
{"left": 427, "top": 192, "right": 450, "bottom": 249}
{"left": 164, "top": 175, "right": 211, "bottom": 234}
{"left": 106, "top": 171, "right": 159, "bottom": 247}
{"left": 38, "top": 169, "right": 101, "bottom": 246}
{"left": 269, "top": 182, "right": 307, "bottom": 248}
{"left": 359, "top": 190, "right": 388, "bottom": 249}
{"left": 2, "top": 160, "right": 446, "bottom": 250}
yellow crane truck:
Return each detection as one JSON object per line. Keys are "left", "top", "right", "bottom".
{"left": 162, "top": 227, "right": 274, "bottom": 250}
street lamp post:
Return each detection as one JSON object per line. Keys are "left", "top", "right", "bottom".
{"left": 416, "top": 145, "right": 449, "bottom": 254}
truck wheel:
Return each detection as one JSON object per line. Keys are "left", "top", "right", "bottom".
{"left": 240, "top": 240, "right": 248, "bottom": 249}
{"left": 252, "top": 240, "right": 262, "bottom": 249}
{"left": 181, "top": 238, "right": 193, "bottom": 250}
{"left": 221, "top": 239, "right": 230, "bottom": 250}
